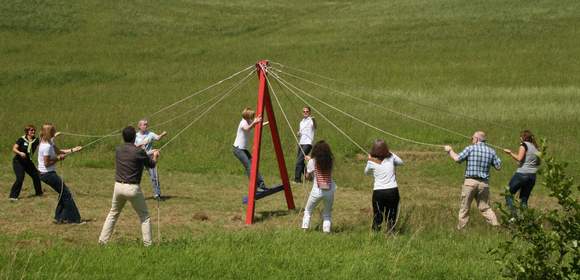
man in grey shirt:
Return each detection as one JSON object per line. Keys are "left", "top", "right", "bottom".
{"left": 99, "top": 126, "right": 160, "bottom": 246}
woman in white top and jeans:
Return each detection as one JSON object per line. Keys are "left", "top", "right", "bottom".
{"left": 301, "top": 140, "right": 335, "bottom": 233}
{"left": 294, "top": 106, "right": 316, "bottom": 183}
{"left": 365, "top": 139, "right": 404, "bottom": 233}
{"left": 232, "top": 107, "right": 267, "bottom": 190}
{"left": 37, "top": 123, "right": 83, "bottom": 224}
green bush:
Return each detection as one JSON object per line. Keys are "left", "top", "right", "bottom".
{"left": 491, "top": 140, "right": 579, "bottom": 279}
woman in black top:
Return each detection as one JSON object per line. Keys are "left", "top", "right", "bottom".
{"left": 10, "top": 125, "right": 43, "bottom": 200}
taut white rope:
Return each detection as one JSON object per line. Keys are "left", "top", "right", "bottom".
{"left": 263, "top": 72, "right": 310, "bottom": 223}
{"left": 271, "top": 72, "right": 445, "bottom": 148}
{"left": 270, "top": 73, "right": 368, "bottom": 154}
{"left": 261, "top": 67, "right": 307, "bottom": 158}
{"left": 78, "top": 131, "right": 120, "bottom": 149}
{"left": 58, "top": 132, "right": 117, "bottom": 138}
{"left": 59, "top": 65, "right": 254, "bottom": 142}
{"left": 270, "top": 63, "right": 515, "bottom": 132}
{"left": 148, "top": 65, "right": 254, "bottom": 119}
{"left": 159, "top": 69, "right": 255, "bottom": 151}
{"left": 272, "top": 67, "right": 471, "bottom": 140}
{"left": 150, "top": 88, "right": 234, "bottom": 130}
{"left": 270, "top": 61, "right": 345, "bottom": 85}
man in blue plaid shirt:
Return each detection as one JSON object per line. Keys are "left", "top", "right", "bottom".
{"left": 445, "top": 131, "right": 501, "bottom": 230}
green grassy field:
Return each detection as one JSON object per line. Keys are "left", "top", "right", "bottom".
{"left": 1, "top": 0, "right": 579, "bottom": 279}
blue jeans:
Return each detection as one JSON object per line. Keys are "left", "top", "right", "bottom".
{"left": 294, "top": 144, "right": 312, "bottom": 182}
{"left": 506, "top": 173, "right": 537, "bottom": 211}
{"left": 232, "top": 146, "right": 266, "bottom": 188}
{"left": 39, "top": 172, "right": 81, "bottom": 223}
{"left": 146, "top": 166, "right": 161, "bottom": 197}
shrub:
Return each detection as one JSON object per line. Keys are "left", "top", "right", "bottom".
{"left": 490, "top": 140, "right": 579, "bottom": 280}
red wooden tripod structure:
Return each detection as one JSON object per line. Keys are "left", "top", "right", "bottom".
{"left": 245, "top": 60, "right": 295, "bottom": 224}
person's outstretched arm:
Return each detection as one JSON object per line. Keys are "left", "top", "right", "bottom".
{"left": 364, "top": 156, "right": 376, "bottom": 175}
{"left": 493, "top": 153, "right": 502, "bottom": 170}
{"left": 503, "top": 145, "right": 525, "bottom": 162}
{"left": 157, "top": 131, "right": 168, "bottom": 140}
{"left": 241, "top": 116, "right": 263, "bottom": 131}
{"left": 444, "top": 145, "right": 460, "bottom": 161}
{"left": 392, "top": 153, "right": 404, "bottom": 166}
{"left": 55, "top": 145, "right": 82, "bottom": 155}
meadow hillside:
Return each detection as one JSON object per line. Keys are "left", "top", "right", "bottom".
{"left": 0, "top": 0, "right": 579, "bottom": 279}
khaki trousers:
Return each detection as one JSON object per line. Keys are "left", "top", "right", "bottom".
{"left": 99, "top": 182, "right": 152, "bottom": 246}
{"left": 457, "top": 178, "right": 499, "bottom": 229}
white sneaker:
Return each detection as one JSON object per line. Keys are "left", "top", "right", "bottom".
{"left": 8, "top": 198, "right": 18, "bottom": 202}
{"left": 301, "top": 216, "right": 310, "bottom": 230}
{"left": 322, "top": 220, "right": 331, "bottom": 233}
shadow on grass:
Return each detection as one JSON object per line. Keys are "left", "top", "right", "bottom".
{"left": 254, "top": 210, "right": 291, "bottom": 223}
{"left": 145, "top": 195, "right": 190, "bottom": 201}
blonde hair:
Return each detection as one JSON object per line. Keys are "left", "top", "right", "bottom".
{"left": 40, "top": 123, "right": 56, "bottom": 142}
{"left": 242, "top": 107, "right": 255, "bottom": 120}
{"left": 138, "top": 119, "right": 148, "bottom": 126}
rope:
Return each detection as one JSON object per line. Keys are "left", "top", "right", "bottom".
{"left": 263, "top": 70, "right": 310, "bottom": 222}
{"left": 269, "top": 61, "right": 346, "bottom": 85}
{"left": 151, "top": 67, "right": 253, "bottom": 243}
{"left": 157, "top": 173, "right": 161, "bottom": 245}
{"left": 148, "top": 65, "right": 254, "bottom": 119}
{"left": 58, "top": 132, "right": 116, "bottom": 138}
{"left": 58, "top": 65, "right": 254, "bottom": 143}
{"left": 159, "top": 69, "right": 254, "bottom": 151}
{"left": 272, "top": 68, "right": 471, "bottom": 140}
{"left": 270, "top": 72, "right": 368, "bottom": 154}
{"left": 150, "top": 86, "right": 236, "bottom": 130}
{"left": 78, "top": 133, "right": 119, "bottom": 149}
{"left": 271, "top": 72, "right": 445, "bottom": 148}
{"left": 271, "top": 64, "right": 517, "bottom": 150}
{"left": 270, "top": 62, "right": 516, "bottom": 132}
{"left": 262, "top": 67, "right": 307, "bottom": 158}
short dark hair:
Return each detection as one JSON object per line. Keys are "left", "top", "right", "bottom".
{"left": 24, "top": 124, "right": 36, "bottom": 134}
{"left": 370, "top": 139, "right": 392, "bottom": 160}
{"left": 122, "top": 126, "right": 136, "bottom": 143}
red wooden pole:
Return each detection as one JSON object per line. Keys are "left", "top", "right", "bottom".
{"left": 245, "top": 61, "right": 267, "bottom": 225}
{"left": 245, "top": 60, "right": 295, "bottom": 224}
{"left": 263, "top": 90, "right": 295, "bottom": 210}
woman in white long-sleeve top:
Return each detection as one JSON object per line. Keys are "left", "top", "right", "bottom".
{"left": 365, "top": 139, "right": 404, "bottom": 233}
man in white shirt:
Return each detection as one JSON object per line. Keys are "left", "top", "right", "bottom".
{"left": 294, "top": 107, "right": 316, "bottom": 183}
{"left": 135, "top": 119, "right": 167, "bottom": 200}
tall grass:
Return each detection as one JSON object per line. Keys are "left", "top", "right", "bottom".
{"left": 1, "top": 0, "right": 579, "bottom": 278}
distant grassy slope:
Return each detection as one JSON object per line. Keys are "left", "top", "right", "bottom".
{"left": 1, "top": 0, "right": 579, "bottom": 177}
